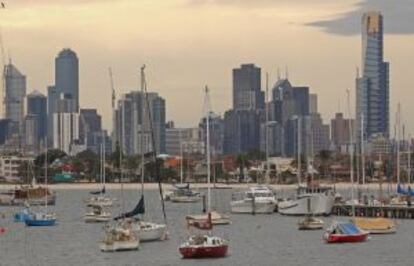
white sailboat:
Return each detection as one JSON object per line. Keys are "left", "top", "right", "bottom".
{"left": 85, "top": 136, "right": 114, "bottom": 207}
{"left": 115, "top": 65, "right": 168, "bottom": 242}
{"left": 278, "top": 116, "right": 335, "bottom": 216}
{"left": 100, "top": 68, "right": 139, "bottom": 252}
{"left": 186, "top": 88, "right": 231, "bottom": 225}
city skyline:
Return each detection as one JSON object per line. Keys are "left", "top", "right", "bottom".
{"left": 0, "top": 0, "right": 413, "bottom": 133}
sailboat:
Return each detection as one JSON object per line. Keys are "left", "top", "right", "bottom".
{"left": 84, "top": 143, "right": 112, "bottom": 223}
{"left": 324, "top": 90, "right": 368, "bottom": 243}
{"left": 25, "top": 140, "right": 57, "bottom": 227}
{"left": 278, "top": 116, "right": 334, "bottom": 216}
{"left": 113, "top": 65, "right": 168, "bottom": 242}
{"left": 186, "top": 88, "right": 230, "bottom": 225}
{"left": 100, "top": 69, "right": 139, "bottom": 252}
{"left": 179, "top": 87, "right": 229, "bottom": 259}
{"left": 85, "top": 137, "right": 114, "bottom": 207}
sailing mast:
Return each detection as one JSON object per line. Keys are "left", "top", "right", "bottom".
{"left": 297, "top": 117, "right": 301, "bottom": 186}
{"left": 265, "top": 73, "right": 270, "bottom": 184}
{"left": 397, "top": 103, "right": 401, "bottom": 186}
{"left": 206, "top": 86, "right": 211, "bottom": 213}
{"left": 361, "top": 114, "right": 365, "bottom": 185}
{"left": 45, "top": 137, "right": 48, "bottom": 209}
{"left": 347, "top": 89, "right": 355, "bottom": 218}
{"left": 140, "top": 65, "right": 146, "bottom": 199}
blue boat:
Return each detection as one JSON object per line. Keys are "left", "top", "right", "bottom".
{"left": 24, "top": 212, "right": 57, "bottom": 227}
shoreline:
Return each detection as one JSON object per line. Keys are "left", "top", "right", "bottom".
{"left": 0, "top": 182, "right": 399, "bottom": 191}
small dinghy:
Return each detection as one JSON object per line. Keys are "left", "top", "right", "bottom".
{"left": 298, "top": 216, "right": 324, "bottom": 230}
{"left": 323, "top": 221, "right": 369, "bottom": 243}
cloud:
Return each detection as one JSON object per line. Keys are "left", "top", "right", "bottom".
{"left": 308, "top": 0, "right": 414, "bottom": 35}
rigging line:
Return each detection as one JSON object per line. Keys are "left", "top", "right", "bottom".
{"left": 142, "top": 69, "right": 167, "bottom": 224}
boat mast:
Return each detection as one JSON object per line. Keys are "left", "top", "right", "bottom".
{"left": 347, "top": 89, "right": 355, "bottom": 218}
{"left": 45, "top": 137, "right": 48, "bottom": 209}
{"left": 361, "top": 113, "right": 365, "bottom": 185}
{"left": 103, "top": 131, "right": 106, "bottom": 191}
{"left": 265, "top": 72, "right": 270, "bottom": 184}
{"left": 179, "top": 129, "right": 183, "bottom": 184}
{"left": 205, "top": 86, "right": 211, "bottom": 213}
{"left": 140, "top": 65, "right": 146, "bottom": 197}
{"left": 297, "top": 116, "right": 301, "bottom": 186}
{"left": 397, "top": 103, "right": 401, "bottom": 186}
{"left": 409, "top": 134, "right": 411, "bottom": 185}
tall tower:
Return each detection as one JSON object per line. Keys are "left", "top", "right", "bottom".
{"left": 356, "top": 11, "right": 389, "bottom": 140}
{"left": 232, "top": 64, "right": 264, "bottom": 111}
{"left": 27, "top": 90, "right": 47, "bottom": 141}
{"left": 55, "top": 48, "right": 79, "bottom": 112}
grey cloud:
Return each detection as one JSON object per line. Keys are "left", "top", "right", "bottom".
{"left": 308, "top": 0, "right": 414, "bottom": 35}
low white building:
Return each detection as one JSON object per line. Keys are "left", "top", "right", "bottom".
{"left": 0, "top": 155, "right": 34, "bottom": 182}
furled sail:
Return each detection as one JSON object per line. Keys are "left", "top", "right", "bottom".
{"left": 114, "top": 195, "right": 145, "bottom": 220}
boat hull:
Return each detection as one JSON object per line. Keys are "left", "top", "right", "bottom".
{"left": 25, "top": 219, "right": 56, "bottom": 227}
{"left": 100, "top": 241, "right": 139, "bottom": 252}
{"left": 231, "top": 200, "right": 275, "bottom": 214}
{"left": 84, "top": 215, "right": 111, "bottom": 223}
{"left": 170, "top": 196, "right": 202, "bottom": 203}
{"left": 278, "top": 193, "right": 334, "bottom": 216}
{"left": 131, "top": 222, "right": 167, "bottom": 241}
{"left": 179, "top": 245, "right": 228, "bottom": 258}
{"left": 324, "top": 232, "right": 369, "bottom": 243}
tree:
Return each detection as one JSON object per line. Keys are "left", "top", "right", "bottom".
{"left": 318, "top": 150, "right": 332, "bottom": 179}
{"left": 74, "top": 149, "right": 99, "bottom": 181}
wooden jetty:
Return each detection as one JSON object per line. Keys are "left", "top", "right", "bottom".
{"left": 332, "top": 204, "right": 414, "bottom": 219}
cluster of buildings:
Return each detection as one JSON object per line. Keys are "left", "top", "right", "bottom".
{"left": 0, "top": 11, "right": 392, "bottom": 170}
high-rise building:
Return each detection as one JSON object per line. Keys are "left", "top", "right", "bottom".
{"left": 331, "top": 112, "right": 354, "bottom": 149}
{"left": 114, "top": 91, "right": 166, "bottom": 155}
{"left": 48, "top": 49, "right": 79, "bottom": 144}
{"left": 223, "top": 109, "right": 263, "bottom": 154}
{"left": 79, "top": 109, "right": 103, "bottom": 153}
{"left": 166, "top": 127, "right": 204, "bottom": 156}
{"left": 356, "top": 11, "right": 389, "bottom": 139}
{"left": 53, "top": 111, "right": 79, "bottom": 154}
{"left": 233, "top": 64, "right": 264, "bottom": 111}
{"left": 4, "top": 63, "right": 26, "bottom": 131}
{"left": 27, "top": 90, "right": 47, "bottom": 143}
{"left": 55, "top": 48, "right": 79, "bottom": 112}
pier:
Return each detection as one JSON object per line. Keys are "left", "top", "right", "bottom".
{"left": 332, "top": 204, "right": 414, "bottom": 219}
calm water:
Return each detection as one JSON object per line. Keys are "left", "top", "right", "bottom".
{"left": 0, "top": 187, "right": 412, "bottom": 266}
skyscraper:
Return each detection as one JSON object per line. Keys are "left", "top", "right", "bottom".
{"left": 27, "top": 90, "right": 47, "bottom": 142}
{"left": 114, "top": 91, "right": 166, "bottom": 155}
{"left": 48, "top": 49, "right": 79, "bottom": 144}
{"left": 4, "top": 63, "right": 26, "bottom": 131}
{"left": 232, "top": 64, "right": 264, "bottom": 111}
{"left": 55, "top": 48, "right": 79, "bottom": 112}
{"left": 356, "top": 11, "right": 389, "bottom": 140}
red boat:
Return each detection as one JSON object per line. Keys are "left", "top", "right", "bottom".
{"left": 0, "top": 227, "right": 6, "bottom": 235}
{"left": 179, "top": 235, "right": 228, "bottom": 258}
{"left": 179, "top": 212, "right": 229, "bottom": 258}
{"left": 323, "top": 222, "right": 369, "bottom": 243}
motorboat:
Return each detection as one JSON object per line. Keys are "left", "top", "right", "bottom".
{"left": 24, "top": 212, "right": 57, "bottom": 227}
{"left": 85, "top": 196, "right": 114, "bottom": 207}
{"left": 278, "top": 185, "right": 335, "bottom": 216}
{"left": 179, "top": 234, "right": 228, "bottom": 259}
{"left": 353, "top": 217, "right": 396, "bottom": 234}
{"left": 231, "top": 185, "right": 276, "bottom": 214}
{"left": 186, "top": 211, "right": 231, "bottom": 225}
{"left": 323, "top": 221, "right": 369, "bottom": 243}
{"left": 298, "top": 216, "right": 324, "bottom": 230}
{"left": 84, "top": 205, "right": 111, "bottom": 223}
{"left": 100, "top": 222, "right": 139, "bottom": 252}
{"left": 170, "top": 188, "right": 202, "bottom": 203}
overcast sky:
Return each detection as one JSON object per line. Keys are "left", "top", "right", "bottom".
{"left": 1, "top": 0, "right": 413, "bottom": 134}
